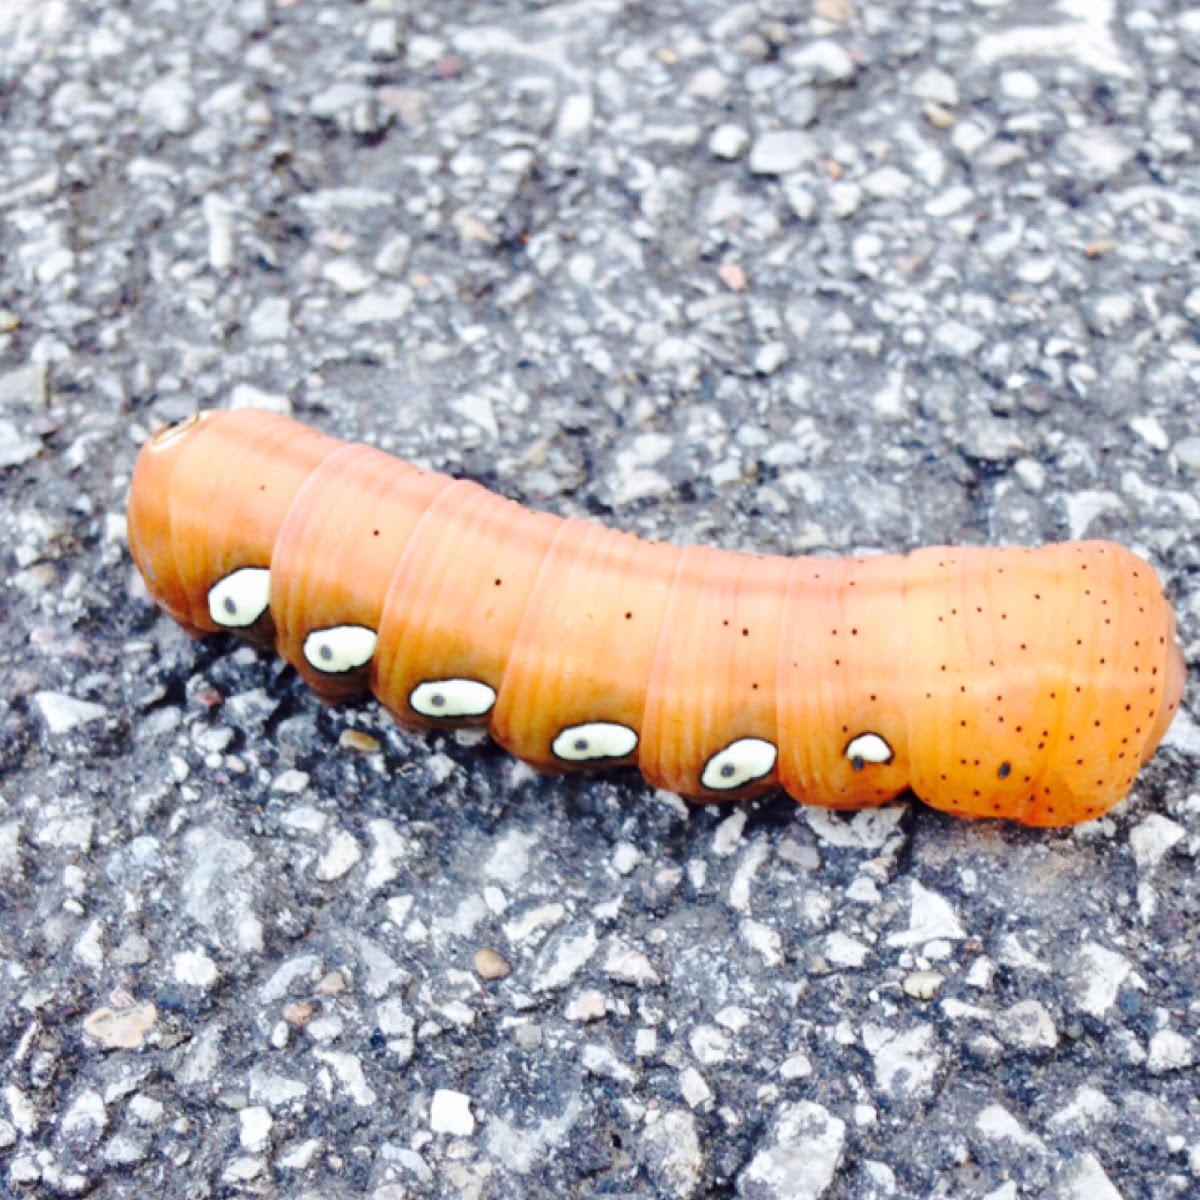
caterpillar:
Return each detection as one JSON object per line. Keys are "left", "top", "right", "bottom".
{"left": 126, "top": 409, "right": 1185, "bottom": 827}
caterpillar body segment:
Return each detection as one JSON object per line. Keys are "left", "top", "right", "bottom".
{"left": 126, "top": 410, "right": 338, "bottom": 642}
{"left": 127, "top": 409, "right": 1186, "bottom": 827}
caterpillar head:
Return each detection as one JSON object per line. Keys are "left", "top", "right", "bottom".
{"left": 126, "top": 408, "right": 336, "bottom": 646}
{"left": 127, "top": 412, "right": 216, "bottom": 635}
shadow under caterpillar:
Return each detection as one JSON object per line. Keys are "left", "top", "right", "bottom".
{"left": 126, "top": 409, "right": 1186, "bottom": 827}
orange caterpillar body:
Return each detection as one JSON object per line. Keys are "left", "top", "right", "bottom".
{"left": 126, "top": 409, "right": 1185, "bottom": 827}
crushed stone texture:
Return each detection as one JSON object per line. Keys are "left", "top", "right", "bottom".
{"left": 0, "top": 1, "right": 1198, "bottom": 1197}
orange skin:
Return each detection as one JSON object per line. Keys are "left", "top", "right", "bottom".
{"left": 127, "top": 410, "right": 1186, "bottom": 827}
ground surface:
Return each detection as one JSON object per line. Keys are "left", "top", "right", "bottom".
{"left": 1, "top": 1, "right": 1200, "bottom": 1197}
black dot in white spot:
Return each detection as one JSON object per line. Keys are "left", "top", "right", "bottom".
{"left": 851, "top": 756, "right": 865, "bottom": 772}
{"left": 319, "top": 644, "right": 332, "bottom": 661}
{"left": 223, "top": 597, "right": 237, "bottom": 616}
{"left": 574, "top": 738, "right": 588, "bottom": 752}
{"left": 721, "top": 764, "right": 735, "bottom": 778}
{"left": 431, "top": 693, "right": 445, "bottom": 708}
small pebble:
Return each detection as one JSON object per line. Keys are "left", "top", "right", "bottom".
{"left": 611, "top": 842, "right": 641, "bottom": 875}
{"left": 0, "top": 364, "right": 48, "bottom": 409}
{"left": 309, "top": 82, "right": 373, "bottom": 120}
{"left": 1085, "top": 237, "right": 1117, "bottom": 258}
{"left": 230, "top": 383, "right": 290, "bottom": 413}
{"left": 323, "top": 258, "right": 375, "bottom": 295}
{"left": 779, "top": 1052, "right": 813, "bottom": 1080}
{"left": 902, "top": 971, "right": 945, "bottom": 1001}
{"left": 239, "top": 1106, "right": 272, "bottom": 1153}
{"left": 755, "top": 342, "right": 790, "bottom": 375}
{"left": 246, "top": 297, "right": 292, "bottom": 342}
{"left": 786, "top": 40, "right": 856, "bottom": 84}
{"left": 282, "top": 1001, "right": 315, "bottom": 1027}
{"left": 719, "top": 261, "right": 748, "bottom": 292}
{"left": 740, "top": 1102, "right": 847, "bottom": 1197}
{"left": 912, "top": 68, "right": 959, "bottom": 107}
{"left": 174, "top": 950, "right": 220, "bottom": 989}
{"left": 474, "top": 947, "right": 511, "bottom": 981}
{"left": 999, "top": 70, "right": 1040, "bottom": 100}
{"left": 82, "top": 1003, "right": 158, "bottom": 1050}
{"left": 829, "top": 181, "right": 862, "bottom": 217}
{"left": 863, "top": 166, "right": 911, "bottom": 198}
{"left": 934, "top": 320, "right": 985, "bottom": 358}
{"left": 374, "top": 234, "right": 412, "bottom": 276}
{"left": 1129, "top": 416, "right": 1169, "bottom": 451}
{"left": 782, "top": 178, "right": 816, "bottom": 219}
{"left": 365, "top": 18, "right": 400, "bottom": 60}
{"left": 1172, "top": 436, "right": 1200, "bottom": 472}
{"left": 316, "top": 971, "right": 347, "bottom": 997}
{"left": 339, "top": 729, "right": 382, "bottom": 754}
{"left": 430, "top": 1089, "right": 475, "bottom": 1137}
{"left": 749, "top": 130, "right": 818, "bottom": 175}
{"left": 996, "top": 1000, "right": 1059, "bottom": 1051}
{"left": 139, "top": 76, "right": 194, "bottom": 134}
{"left": 814, "top": 0, "right": 854, "bottom": 23}
{"left": 1147, "top": 1029, "right": 1193, "bottom": 1075}
{"left": 555, "top": 93, "right": 594, "bottom": 141}
{"left": 0, "top": 420, "right": 42, "bottom": 467}
{"left": 565, "top": 989, "right": 607, "bottom": 1022}
{"left": 708, "top": 123, "right": 750, "bottom": 160}
{"left": 315, "top": 830, "right": 363, "bottom": 882}
{"left": 1130, "top": 815, "right": 1185, "bottom": 870}
{"left": 34, "top": 692, "right": 107, "bottom": 734}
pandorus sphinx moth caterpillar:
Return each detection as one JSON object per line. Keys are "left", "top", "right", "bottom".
{"left": 127, "top": 409, "right": 1186, "bottom": 827}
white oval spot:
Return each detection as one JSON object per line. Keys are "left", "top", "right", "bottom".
{"left": 303, "top": 625, "right": 377, "bottom": 674}
{"left": 410, "top": 678, "right": 497, "bottom": 719}
{"left": 845, "top": 732, "right": 894, "bottom": 769}
{"left": 552, "top": 722, "right": 638, "bottom": 763}
{"left": 701, "top": 738, "right": 778, "bottom": 791}
{"left": 208, "top": 568, "right": 271, "bottom": 629}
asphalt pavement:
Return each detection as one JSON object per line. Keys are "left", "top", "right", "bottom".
{"left": 1, "top": 1, "right": 1199, "bottom": 1197}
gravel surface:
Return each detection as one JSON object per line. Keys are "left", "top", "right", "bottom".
{"left": 2, "top": 1, "right": 1200, "bottom": 1197}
